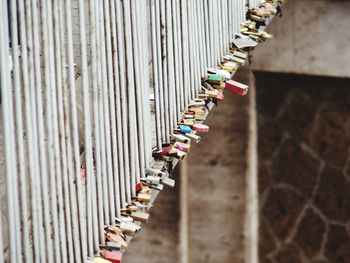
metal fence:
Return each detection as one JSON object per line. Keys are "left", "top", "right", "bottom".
{"left": 0, "top": 0, "right": 253, "bottom": 261}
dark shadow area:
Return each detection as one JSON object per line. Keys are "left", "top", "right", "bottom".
{"left": 255, "top": 71, "right": 350, "bottom": 263}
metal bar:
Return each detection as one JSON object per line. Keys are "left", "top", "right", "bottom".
{"left": 104, "top": 0, "right": 121, "bottom": 218}
{"left": 110, "top": 0, "right": 124, "bottom": 214}
{"left": 115, "top": 0, "right": 128, "bottom": 207}
{"left": 0, "top": 2, "right": 21, "bottom": 262}
{"left": 26, "top": 0, "right": 48, "bottom": 260}
{"left": 52, "top": 1, "right": 71, "bottom": 261}
{"left": 10, "top": 0, "right": 31, "bottom": 260}
{"left": 88, "top": 0, "right": 104, "bottom": 250}
{"left": 150, "top": 0, "right": 163, "bottom": 151}
{"left": 130, "top": 0, "right": 146, "bottom": 182}
{"left": 77, "top": 0, "right": 93, "bottom": 256}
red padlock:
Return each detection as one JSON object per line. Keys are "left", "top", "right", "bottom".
{"left": 225, "top": 80, "right": 249, "bottom": 96}
{"left": 104, "top": 251, "right": 122, "bottom": 263}
{"left": 135, "top": 182, "right": 144, "bottom": 193}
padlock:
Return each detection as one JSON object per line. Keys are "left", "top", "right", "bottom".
{"left": 133, "top": 201, "right": 152, "bottom": 209}
{"left": 121, "top": 205, "right": 139, "bottom": 212}
{"left": 188, "top": 108, "right": 205, "bottom": 117}
{"left": 153, "top": 160, "right": 165, "bottom": 169}
{"left": 178, "top": 119, "right": 195, "bottom": 126}
{"left": 169, "top": 147, "right": 187, "bottom": 160}
{"left": 162, "top": 177, "right": 175, "bottom": 188}
{"left": 240, "top": 27, "right": 249, "bottom": 33}
{"left": 178, "top": 125, "right": 192, "bottom": 134}
{"left": 233, "top": 50, "right": 248, "bottom": 60}
{"left": 106, "top": 233, "right": 128, "bottom": 250}
{"left": 172, "top": 133, "right": 190, "bottom": 144}
{"left": 195, "top": 115, "right": 206, "bottom": 121}
{"left": 189, "top": 99, "right": 205, "bottom": 107}
{"left": 111, "top": 226, "right": 125, "bottom": 237}
{"left": 120, "top": 221, "right": 140, "bottom": 235}
{"left": 174, "top": 142, "right": 191, "bottom": 152}
{"left": 184, "top": 133, "right": 201, "bottom": 143}
{"left": 104, "top": 251, "right": 122, "bottom": 263}
{"left": 192, "top": 124, "right": 209, "bottom": 133}
{"left": 102, "top": 242, "right": 122, "bottom": 252}
{"left": 145, "top": 175, "right": 160, "bottom": 185}
{"left": 135, "top": 182, "right": 144, "bottom": 193}
{"left": 176, "top": 149, "right": 187, "bottom": 160}
{"left": 140, "top": 185, "right": 151, "bottom": 194}
{"left": 131, "top": 211, "right": 150, "bottom": 223}
{"left": 219, "top": 66, "right": 234, "bottom": 74}
{"left": 136, "top": 193, "right": 151, "bottom": 203}
{"left": 251, "top": 14, "right": 264, "bottom": 22}
{"left": 207, "top": 74, "right": 224, "bottom": 85}
{"left": 232, "top": 33, "right": 258, "bottom": 49}
{"left": 225, "top": 80, "right": 249, "bottom": 96}
{"left": 94, "top": 257, "right": 112, "bottom": 263}
{"left": 119, "top": 216, "right": 134, "bottom": 223}
{"left": 224, "top": 61, "right": 238, "bottom": 69}
{"left": 145, "top": 167, "right": 166, "bottom": 177}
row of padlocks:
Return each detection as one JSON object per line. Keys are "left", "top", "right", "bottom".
{"left": 0, "top": 0, "right": 282, "bottom": 262}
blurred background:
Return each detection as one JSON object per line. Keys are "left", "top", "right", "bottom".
{"left": 124, "top": 0, "right": 350, "bottom": 262}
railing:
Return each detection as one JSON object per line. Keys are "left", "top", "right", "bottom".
{"left": 0, "top": 0, "right": 265, "bottom": 261}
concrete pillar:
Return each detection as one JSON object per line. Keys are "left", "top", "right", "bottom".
{"left": 252, "top": 0, "right": 350, "bottom": 78}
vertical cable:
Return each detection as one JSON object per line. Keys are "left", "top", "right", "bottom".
{"left": 96, "top": 0, "right": 112, "bottom": 225}
{"left": 110, "top": 0, "right": 125, "bottom": 213}
{"left": 0, "top": 2, "right": 21, "bottom": 261}
{"left": 25, "top": 0, "right": 47, "bottom": 260}
{"left": 78, "top": 0, "right": 93, "bottom": 256}
{"left": 104, "top": 0, "right": 121, "bottom": 218}
{"left": 10, "top": 0, "right": 31, "bottom": 260}
{"left": 150, "top": 0, "right": 163, "bottom": 151}
{"left": 88, "top": 0, "right": 103, "bottom": 250}
{"left": 115, "top": 0, "right": 128, "bottom": 207}
{"left": 130, "top": 0, "right": 146, "bottom": 182}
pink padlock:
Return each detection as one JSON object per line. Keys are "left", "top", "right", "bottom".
{"left": 192, "top": 124, "right": 209, "bottom": 133}
{"left": 80, "top": 168, "right": 86, "bottom": 178}
{"left": 225, "top": 80, "right": 249, "bottom": 96}
{"left": 175, "top": 142, "right": 190, "bottom": 152}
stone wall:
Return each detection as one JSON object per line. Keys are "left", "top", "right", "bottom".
{"left": 256, "top": 72, "right": 350, "bottom": 263}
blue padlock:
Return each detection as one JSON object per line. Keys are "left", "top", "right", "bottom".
{"left": 179, "top": 125, "right": 192, "bottom": 134}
